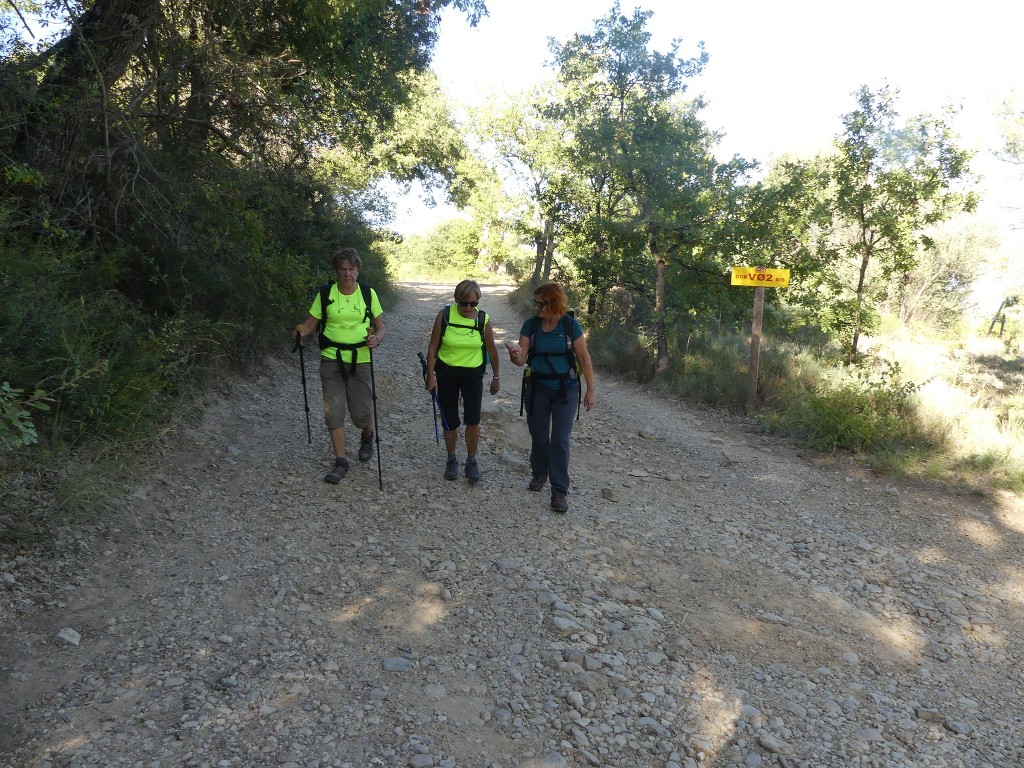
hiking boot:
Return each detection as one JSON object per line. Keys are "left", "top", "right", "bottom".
{"left": 464, "top": 457, "right": 481, "bottom": 483}
{"left": 324, "top": 458, "right": 349, "bottom": 484}
{"left": 444, "top": 455, "right": 459, "bottom": 481}
{"left": 528, "top": 474, "right": 547, "bottom": 492}
{"left": 358, "top": 431, "right": 374, "bottom": 462}
{"left": 550, "top": 489, "right": 568, "bottom": 513}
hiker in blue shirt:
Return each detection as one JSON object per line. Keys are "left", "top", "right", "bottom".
{"left": 505, "top": 282, "right": 595, "bottom": 513}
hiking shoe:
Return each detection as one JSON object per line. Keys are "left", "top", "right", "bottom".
{"left": 550, "top": 489, "right": 568, "bottom": 513}
{"left": 324, "top": 459, "right": 349, "bottom": 484}
{"left": 464, "top": 457, "right": 481, "bottom": 483}
{"left": 358, "top": 431, "right": 374, "bottom": 462}
{"left": 528, "top": 474, "right": 547, "bottom": 492}
{"left": 444, "top": 455, "right": 459, "bottom": 481}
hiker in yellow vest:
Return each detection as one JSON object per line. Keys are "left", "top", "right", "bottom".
{"left": 424, "top": 280, "right": 501, "bottom": 483}
{"left": 292, "top": 248, "right": 385, "bottom": 483}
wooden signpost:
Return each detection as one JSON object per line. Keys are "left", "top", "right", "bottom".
{"left": 731, "top": 266, "right": 791, "bottom": 413}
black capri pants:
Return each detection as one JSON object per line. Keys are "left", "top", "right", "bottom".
{"left": 435, "top": 360, "right": 484, "bottom": 431}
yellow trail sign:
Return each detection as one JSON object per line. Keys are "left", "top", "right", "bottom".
{"left": 731, "top": 267, "right": 790, "bottom": 287}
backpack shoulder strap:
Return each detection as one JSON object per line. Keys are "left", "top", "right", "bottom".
{"left": 317, "top": 281, "right": 335, "bottom": 331}
{"left": 476, "top": 309, "right": 487, "bottom": 332}
{"left": 359, "top": 282, "right": 374, "bottom": 322}
{"left": 526, "top": 316, "right": 541, "bottom": 362}
{"left": 563, "top": 315, "right": 579, "bottom": 361}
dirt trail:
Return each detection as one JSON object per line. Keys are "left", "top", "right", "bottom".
{"left": 2, "top": 282, "right": 1023, "bottom": 768}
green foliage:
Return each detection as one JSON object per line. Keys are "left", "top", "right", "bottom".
{"left": 891, "top": 217, "right": 1000, "bottom": 329}
{"left": 996, "top": 95, "right": 1024, "bottom": 168}
{"left": 585, "top": 323, "right": 655, "bottom": 382}
{"left": 762, "top": 360, "right": 930, "bottom": 454}
{"left": 0, "top": 382, "right": 49, "bottom": 451}
{"left": 826, "top": 85, "right": 976, "bottom": 358}
{"left": 545, "top": 3, "right": 754, "bottom": 372}
{"left": 389, "top": 219, "right": 483, "bottom": 280}
{"left": 659, "top": 332, "right": 749, "bottom": 408}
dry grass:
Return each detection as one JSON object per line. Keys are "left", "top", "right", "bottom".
{"left": 869, "top": 331, "right": 1024, "bottom": 492}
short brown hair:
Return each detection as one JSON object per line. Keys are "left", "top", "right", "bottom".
{"left": 454, "top": 279, "right": 481, "bottom": 303}
{"left": 534, "top": 282, "right": 568, "bottom": 316}
{"left": 331, "top": 247, "right": 361, "bottom": 271}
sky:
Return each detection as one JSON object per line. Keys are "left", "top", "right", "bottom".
{"left": 396, "top": 0, "right": 1024, "bottom": 233}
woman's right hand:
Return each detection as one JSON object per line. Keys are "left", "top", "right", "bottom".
{"left": 425, "top": 372, "right": 436, "bottom": 392}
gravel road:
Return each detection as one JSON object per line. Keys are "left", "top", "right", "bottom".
{"left": 2, "top": 281, "right": 1023, "bottom": 768}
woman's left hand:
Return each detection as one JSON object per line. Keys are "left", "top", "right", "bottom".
{"left": 583, "top": 389, "right": 595, "bottom": 412}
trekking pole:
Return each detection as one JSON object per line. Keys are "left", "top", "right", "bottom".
{"left": 292, "top": 336, "right": 312, "bottom": 444}
{"left": 368, "top": 347, "right": 383, "bottom": 491}
{"left": 418, "top": 352, "right": 453, "bottom": 440}
{"left": 418, "top": 352, "right": 440, "bottom": 444}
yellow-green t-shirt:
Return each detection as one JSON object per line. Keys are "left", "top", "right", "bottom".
{"left": 438, "top": 305, "right": 488, "bottom": 369}
{"left": 310, "top": 283, "right": 383, "bottom": 363}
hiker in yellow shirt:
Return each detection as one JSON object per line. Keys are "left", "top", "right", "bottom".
{"left": 424, "top": 280, "right": 501, "bottom": 483}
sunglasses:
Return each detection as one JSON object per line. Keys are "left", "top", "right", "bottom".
{"left": 533, "top": 299, "right": 547, "bottom": 308}
{"left": 458, "top": 300, "right": 479, "bottom": 308}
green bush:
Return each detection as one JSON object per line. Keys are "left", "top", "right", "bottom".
{"left": 0, "top": 382, "right": 49, "bottom": 450}
{"left": 662, "top": 332, "right": 749, "bottom": 408}
{"left": 586, "top": 323, "right": 654, "bottom": 381}
{"left": 762, "top": 360, "right": 932, "bottom": 454}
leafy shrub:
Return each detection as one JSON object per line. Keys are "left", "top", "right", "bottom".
{"left": 763, "top": 360, "right": 931, "bottom": 454}
{"left": 662, "top": 332, "right": 749, "bottom": 408}
{"left": 0, "top": 383, "right": 49, "bottom": 451}
{"left": 586, "top": 323, "right": 654, "bottom": 381}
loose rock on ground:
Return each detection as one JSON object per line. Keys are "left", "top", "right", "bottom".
{"left": 2, "top": 282, "right": 1023, "bottom": 768}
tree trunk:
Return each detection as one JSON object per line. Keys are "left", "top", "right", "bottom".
{"left": 42, "top": 0, "right": 162, "bottom": 92}
{"left": 651, "top": 237, "right": 668, "bottom": 375}
{"left": 542, "top": 220, "right": 554, "bottom": 280}
{"left": 8, "top": 0, "right": 164, "bottom": 233}
{"left": 531, "top": 227, "right": 544, "bottom": 284}
{"left": 530, "top": 192, "right": 551, "bottom": 283}
{"left": 849, "top": 238, "right": 872, "bottom": 363}
{"left": 14, "top": 0, "right": 162, "bottom": 160}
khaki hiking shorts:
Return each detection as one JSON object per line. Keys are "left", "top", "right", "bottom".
{"left": 319, "top": 358, "right": 373, "bottom": 430}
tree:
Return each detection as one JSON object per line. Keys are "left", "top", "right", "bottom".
{"left": 829, "top": 85, "right": 975, "bottom": 360}
{"left": 550, "top": 3, "right": 740, "bottom": 372}
{"left": 889, "top": 217, "right": 1000, "bottom": 329}
{"left": 0, "top": 0, "right": 489, "bottom": 235}
{"left": 0, "top": 0, "right": 490, "bottom": 450}
{"left": 472, "top": 85, "right": 573, "bottom": 283}
{"left": 996, "top": 96, "right": 1024, "bottom": 167}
